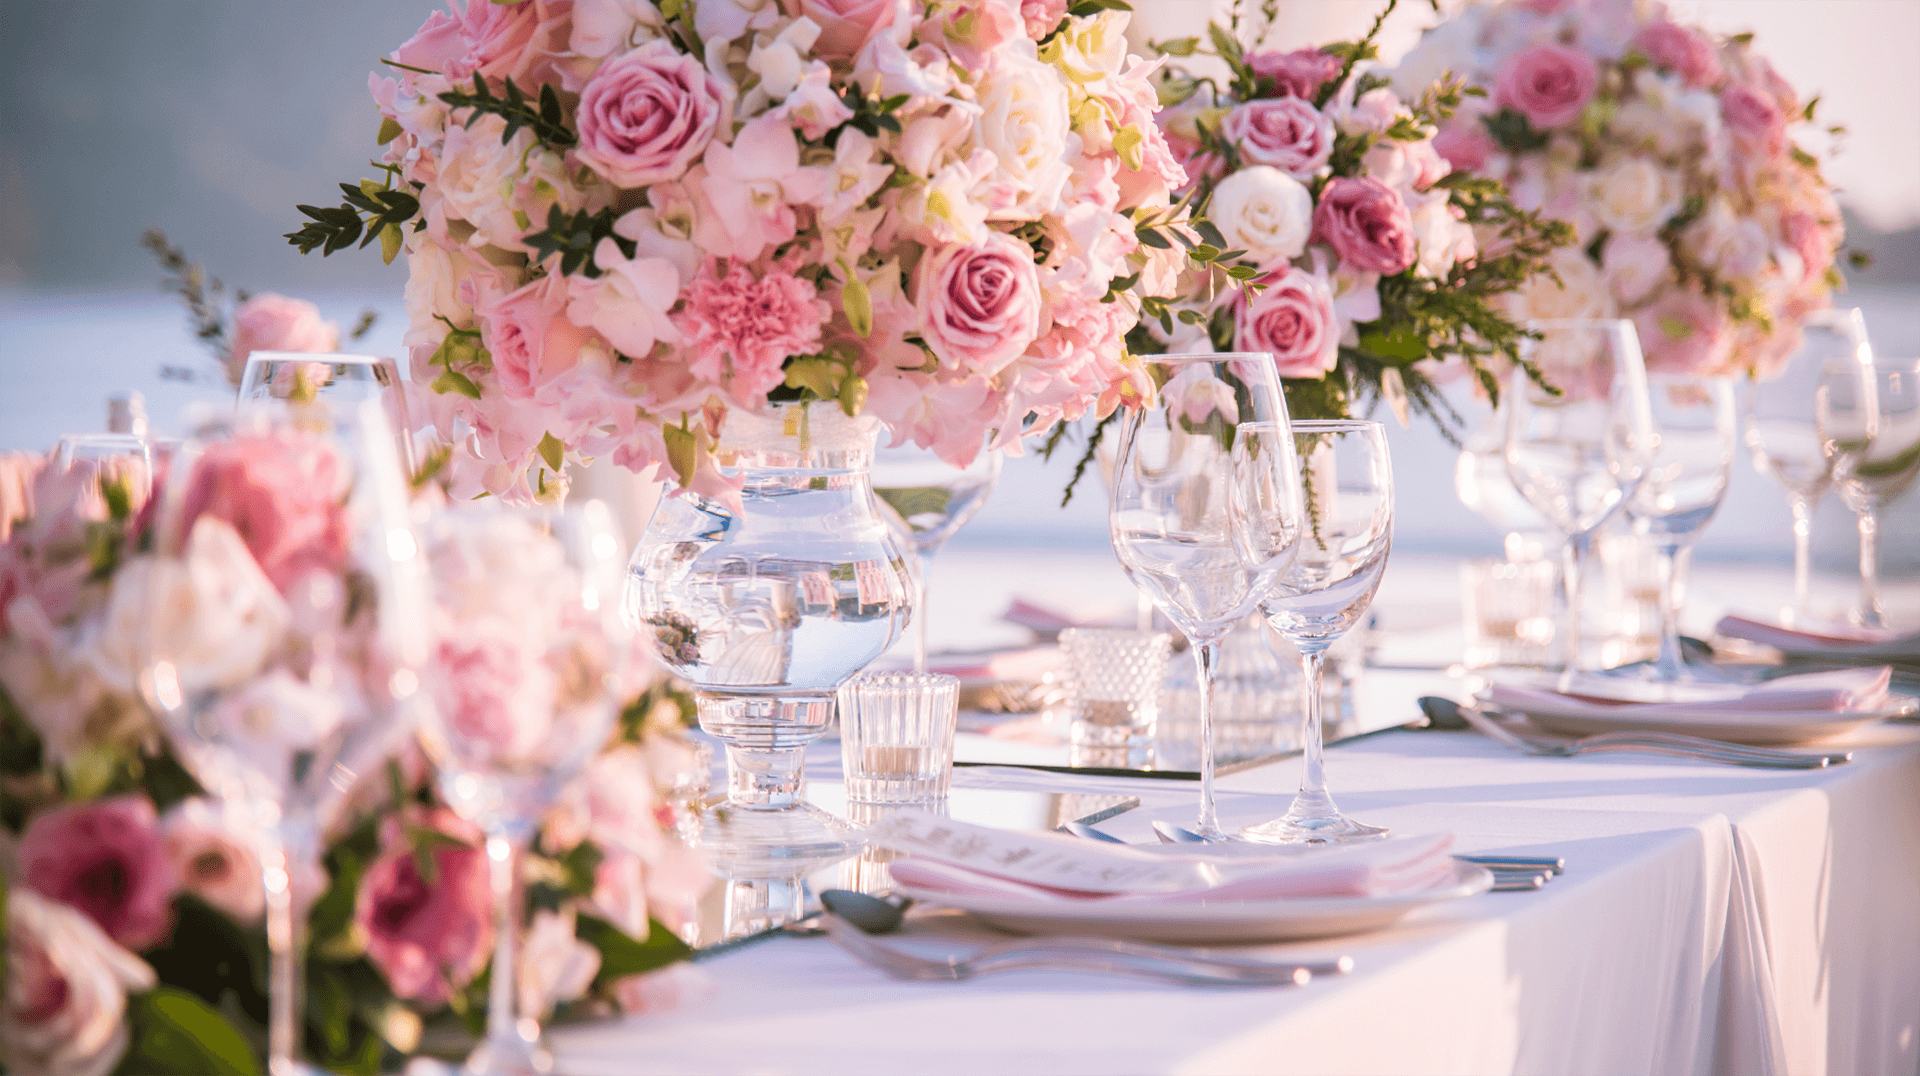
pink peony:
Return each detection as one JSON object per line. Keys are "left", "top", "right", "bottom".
{"left": 1236, "top": 266, "right": 1339, "bottom": 379}
{"left": 225, "top": 294, "right": 339, "bottom": 386}
{"left": 1019, "top": 0, "right": 1069, "bottom": 40}
{"left": 355, "top": 810, "right": 493, "bottom": 1005}
{"left": 178, "top": 433, "right": 351, "bottom": 594}
{"left": 1247, "top": 48, "right": 1343, "bottom": 100}
{"left": 430, "top": 618, "right": 558, "bottom": 766}
{"left": 1432, "top": 117, "right": 1496, "bottom": 173}
{"left": 915, "top": 232, "right": 1045, "bottom": 377}
{"left": 1635, "top": 288, "right": 1733, "bottom": 376}
{"left": 1223, "top": 98, "right": 1335, "bottom": 181}
{"left": 478, "top": 275, "right": 592, "bottom": 402}
{"left": 1631, "top": 21, "right": 1722, "bottom": 88}
{"left": 673, "top": 260, "right": 829, "bottom": 405}
{"left": 574, "top": 40, "right": 729, "bottom": 189}
{"left": 1312, "top": 176, "right": 1415, "bottom": 275}
{"left": 1721, "top": 84, "right": 1787, "bottom": 157}
{"left": 785, "top": 0, "right": 898, "bottom": 61}
{"left": 1494, "top": 44, "right": 1598, "bottom": 130}
{"left": 19, "top": 796, "right": 178, "bottom": 950}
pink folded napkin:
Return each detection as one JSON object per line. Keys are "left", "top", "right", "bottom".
{"left": 867, "top": 810, "right": 1457, "bottom": 904}
{"left": 1001, "top": 598, "right": 1128, "bottom": 636}
{"left": 1714, "top": 614, "right": 1920, "bottom": 660}
{"left": 1488, "top": 666, "right": 1893, "bottom": 721}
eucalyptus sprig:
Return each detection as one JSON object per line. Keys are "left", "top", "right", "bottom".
{"left": 524, "top": 205, "right": 631, "bottom": 278}
{"left": 438, "top": 73, "right": 578, "bottom": 151}
{"left": 285, "top": 176, "right": 421, "bottom": 262}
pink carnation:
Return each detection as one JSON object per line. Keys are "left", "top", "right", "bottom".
{"left": 1721, "top": 84, "right": 1787, "bottom": 157}
{"left": 1312, "top": 176, "right": 1416, "bottom": 275}
{"left": 575, "top": 40, "right": 729, "bottom": 189}
{"left": 178, "top": 433, "right": 352, "bottom": 594}
{"left": 915, "top": 233, "right": 1045, "bottom": 378}
{"left": 355, "top": 810, "right": 493, "bottom": 1006}
{"left": 19, "top": 797, "right": 178, "bottom": 950}
{"left": 1635, "top": 288, "right": 1733, "bottom": 376}
{"left": 1236, "top": 266, "right": 1339, "bottom": 379}
{"left": 1494, "top": 44, "right": 1597, "bottom": 130}
{"left": 1247, "top": 48, "right": 1343, "bottom": 100}
{"left": 1631, "top": 21, "right": 1722, "bottom": 88}
{"left": 226, "top": 294, "right": 339, "bottom": 386}
{"left": 673, "top": 260, "right": 829, "bottom": 405}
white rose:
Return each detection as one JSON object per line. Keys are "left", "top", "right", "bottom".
{"left": 1684, "top": 197, "right": 1770, "bottom": 279}
{"left": 1406, "top": 189, "right": 1476, "bottom": 280}
{"left": 1208, "top": 166, "right": 1313, "bottom": 267}
{"left": 1039, "top": 9, "right": 1129, "bottom": 83}
{"left": 518, "top": 909, "right": 602, "bottom": 1020}
{"left": 970, "top": 51, "right": 1074, "bottom": 221}
{"left": 1602, "top": 232, "right": 1673, "bottom": 306}
{"left": 0, "top": 599, "right": 145, "bottom": 764}
{"left": 1583, "top": 156, "right": 1682, "bottom": 235}
{"left": 162, "top": 798, "right": 266, "bottom": 922}
{"left": 1506, "top": 247, "right": 1616, "bottom": 323}
{"left": 435, "top": 116, "right": 539, "bottom": 251}
{"left": 87, "top": 520, "right": 288, "bottom": 698}
{"left": 0, "top": 890, "right": 156, "bottom": 1076}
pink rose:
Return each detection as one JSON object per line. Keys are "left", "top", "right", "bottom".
{"left": 784, "top": 0, "right": 897, "bottom": 62}
{"left": 1236, "top": 265, "right": 1339, "bottom": 379}
{"left": 478, "top": 275, "right": 592, "bottom": 402}
{"left": 226, "top": 294, "right": 339, "bottom": 385}
{"left": 941, "top": 0, "right": 1023, "bottom": 66}
{"left": 429, "top": 618, "right": 558, "bottom": 766}
{"left": 390, "top": 8, "right": 466, "bottom": 81}
{"left": 1635, "top": 288, "right": 1733, "bottom": 376}
{"left": 1781, "top": 211, "right": 1835, "bottom": 286}
{"left": 1019, "top": 0, "right": 1068, "bottom": 40}
{"left": 355, "top": 810, "right": 492, "bottom": 1005}
{"left": 454, "top": 0, "right": 570, "bottom": 86}
{"left": 1494, "top": 44, "right": 1598, "bottom": 130}
{"left": 575, "top": 40, "right": 729, "bottom": 188}
{"left": 1247, "top": 48, "right": 1343, "bottom": 100}
{"left": 1721, "top": 85, "right": 1786, "bottom": 157}
{"left": 673, "top": 259, "right": 829, "bottom": 406}
{"left": 1312, "top": 176, "right": 1416, "bottom": 275}
{"left": 178, "top": 434, "right": 351, "bottom": 594}
{"left": 0, "top": 890, "right": 156, "bottom": 1076}
{"left": 1631, "top": 21, "right": 1722, "bottom": 88}
{"left": 1432, "top": 117, "right": 1496, "bottom": 173}
{"left": 161, "top": 799, "right": 265, "bottom": 923}
{"left": 1223, "top": 98, "right": 1335, "bottom": 181}
{"left": 19, "top": 796, "right": 178, "bottom": 950}
{"left": 915, "top": 233, "right": 1045, "bottom": 377}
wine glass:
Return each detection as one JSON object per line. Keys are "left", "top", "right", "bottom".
{"left": 53, "top": 433, "right": 157, "bottom": 515}
{"left": 1453, "top": 390, "right": 1552, "bottom": 562}
{"left": 138, "top": 399, "right": 428, "bottom": 1076}
{"left": 416, "top": 499, "right": 637, "bottom": 1076}
{"left": 868, "top": 438, "right": 1001, "bottom": 671}
{"left": 1742, "top": 308, "right": 1878, "bottom": 624}
{"left": 1623, "top": 377, "right": 1738, "bottom": 683}
{"left": 1108, "top": 353, "right": 1301, "bottom": 839}
{"left": 239, "top": 351, "right": 417, "bottom": 477}
{"left": 1243, "top": 420, "right": 1393, "bottom": 844}
{"left": 1835, "top": 355, "right": 1920, "bottom": 629}
{"left": 1505, "top": 319, "right": 1655, "bottom": 682}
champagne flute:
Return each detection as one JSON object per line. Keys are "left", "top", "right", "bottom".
{"left": 239, "top": 351, "right": 417, "bottom": 477}
{"left": 1742, "top": 308, "right": 1878, "bottom": 624}
{"left": 1505, "top": 319, "right": 1655, "bottom": 682}
{"left": 1243, "top": 420, "right": 1393, "bottom": 844}
{"left": 1835, "top": 355, "right": 1920, "bottom": 629}
{"left": 868, "top": 438, "right": 1001, "bottom": 671}
{"left": 1108, "top": 353, "right": 1300, "bottom": 839}
{"left": 416, "top": 499, "right": 638, "bottom": 1076}
{"left": 1623, "top": 377, "right": 1738, "bottom": 683}
{"left": 139, "top": 399, "right": 427, "bottom": 1076}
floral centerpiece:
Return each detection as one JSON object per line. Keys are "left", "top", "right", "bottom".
{"left": 288, "top": 0, "right": 1193, "bottom": 503}
{"left": 1115, "top": 0, "right": 1569, "bottom": 450}
{"left": 0, "top": 443, "right": 707, "bottom": 1075}
{"left": 1394, "top": 0, "right": 1847, "bottom": 378}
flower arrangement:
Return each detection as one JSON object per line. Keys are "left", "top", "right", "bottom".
{"left": 0, "top": 440, "right": 707, "bottom": 1075}
{"left": 289, "top": 0, "right": 1196, "bottom": 503}
{"left": 1394, "top": 0, "right": 1847, "bottom": 378}
{"left": 1121, "top": 0, "right": 1571, "bottom": 437}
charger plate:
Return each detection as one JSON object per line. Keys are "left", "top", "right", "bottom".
{"left": 895, "top": 861, "right": 1493, "bottom": 944}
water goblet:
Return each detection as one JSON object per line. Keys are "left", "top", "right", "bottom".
{"left": 869, "top": 437, "right": 1001, "bottom": 671}
{"left": 415, "top": 499, "right": 638, "bottom": 1076}
{"left": 1623, "top": 376, "right": 1738, "bottom": 684}
{"left": 137, "top": 399, "right": 428, "bottom": 1076}
{"left": 239, "top": 351, "right": 417, "bottom": 477}
{"left": 1835, "top": 355, "right": 1920, "bottom": 629}
{"left": 53, "top": 432, "right": 158, "bottom": 517}
{"left": 1504, "top": 319, "right": 1655, "bottom": 681}
{"left": 1243, "top": 420, "right": 1394, "bottom": 844}
{"left": 1108, "top": 353, "right": 1302, "bottom": 840}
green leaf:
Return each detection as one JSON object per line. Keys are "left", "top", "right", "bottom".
{"left": 1155, "top": 36, "right": 1199, "bottom": 56}
{"left": 118, "top": 988, "right": 262, "bottom": 1076}
{"left": 431, "top": 369, "right": 483, "bottom": 399}
{"left": 376, "top": 116, "right": 404, "bottom": 145}
{"left": 379, "top": 223, "right": 403, "bottom": 265}
{"left": 1481, "top": 108, "right": 1548, "bottom": 154}
{"left": 662, "top": 423, "right": 698, "bottom": 488}
{"left": 1357, "top": 327, "right": 1428, "bottom": 363}
{"left": 876, "top": 486, "right": 955, "bottom": 528}
{"left": 577, "top": 914, "right": 692, "bottom": 987}
{"left": 1136, "top": 227, "right": 1171, "bottom": 249}
{"left": 841, "top": 273, "right": 873, "bottom": 337}
{"left": 1206, "top": 22, "right": 1243, "bottom": 64}
{"left": 537, "top": 431, "right": 567, "bottom": 473}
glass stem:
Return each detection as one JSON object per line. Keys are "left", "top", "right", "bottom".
{"left": 264, "top": 816, "right": 316, "bottom": 1076}
{"left": 1857, "top": 508, "right": 1887, "bottom": 629}
{"left": 1558, "top": 533, "right": 1589, "bottom": 689}
{"left": 1652, "top": 542, "right": 1686, "bottom": 682}
{"left": 1297, "top": 646, "right": 1331, "bottom": 807}
{"left": 483, "top": 834, "right": 525, "bottom": 1055}
{"left": 1192, "top": 639, "right": 1222, "bottom": 840}
{"left": 911, "top": 550, "right": 932, "bottom": 674}
{"left": 1789, "top": 493, "right": 1815, "bottom": 624}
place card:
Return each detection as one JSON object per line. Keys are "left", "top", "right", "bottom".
{"left": 865, "top": 808, "right": 1215, "bottom": 894}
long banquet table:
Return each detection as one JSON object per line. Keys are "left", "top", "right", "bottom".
{"left": 553, "top": 551, "right": 1920, "bottom": 1076}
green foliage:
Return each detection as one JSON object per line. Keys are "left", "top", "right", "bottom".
{"left": 577, "top": 914, "right": 693, "bottom": 988}
{"left": 286, "top": 181, "right": 421, "bottom": 259}
{"left": 1482, "top": 108, "right": 1549, "bottom": 154}
{"left": 1314, "top": 0, "right": 1399, "bottom": 110}
{"left": 524, "top": 205, "right": 632, "bottom": 278}
{"left": 142, "top": 896, "right": 269, "bottom": 1030}
{"left": 438, "top": 73, "right": 577, "bottom": 150}
{"left": 117, "top": 988, "right": 262, "bottom": 1076}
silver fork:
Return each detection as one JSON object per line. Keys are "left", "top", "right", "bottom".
{"left": 1448, "top": 700, "right": 1850, "bottom": 768}
{"left": 821, "top": 914, "right": 1351, "bottom": 987}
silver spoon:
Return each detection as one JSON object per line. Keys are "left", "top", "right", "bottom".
{"left": 692, "top": 889, "right": 911, "bottom": 962}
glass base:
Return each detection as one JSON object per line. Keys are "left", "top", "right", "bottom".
{"left": 463, "top": 1027, "right": 553, "bottom": 1076}
{"left": 1241, "top": 798, "right": 1389, "bottom": 845}
{"left": 691, "top": 800, "right": 862, "bottom": 881}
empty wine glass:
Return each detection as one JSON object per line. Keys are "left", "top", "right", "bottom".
{"left": 138, "top": 399, "right": 428, "bottom": 1076}
{"left": 1836, "top": 355, "right": 1920, "bottom": 629}
{"left": 416, "top": 499, "right": 638, "bottom": 1076}
{"left": 1243, "top": 420, "right": 1393, "bottom": 844}
{"left": 869, "top": 438, "right": 1001, "bottom": 671}
{"left": 1742, "top": 308, "right": 1878, "bottom": 624}
{"left": 1505, "top": 319, "right": 1655, "bottom": 681}
{"left": 1108, "top": 353, "right": 1301, "bottom": 839}
{"left": 1453, "top": 390, "right": 1552, "bottom": 562}
{"left": 1623, "top": 376, "right": 1738, "bottom": 684}
{"left": 53, "top": 432, "right": 157, "bottom": 514}
{"left": 239, "top": 351, "right": 417, "bottom": 477}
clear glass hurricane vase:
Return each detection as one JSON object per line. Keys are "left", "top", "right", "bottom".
{"left": 624, "top": 402, "right": 911, "bottom": 884}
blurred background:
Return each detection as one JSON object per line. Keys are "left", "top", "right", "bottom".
{"left": 2, "top": 0, "right": 1916, "bottom": 573}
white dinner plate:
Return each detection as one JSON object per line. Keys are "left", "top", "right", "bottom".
{"left": 1502, "top": 692, "right": 1917, "bottom": 746}
{"left": 895, "top": 862, "right": 1494, "bottom": 944}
